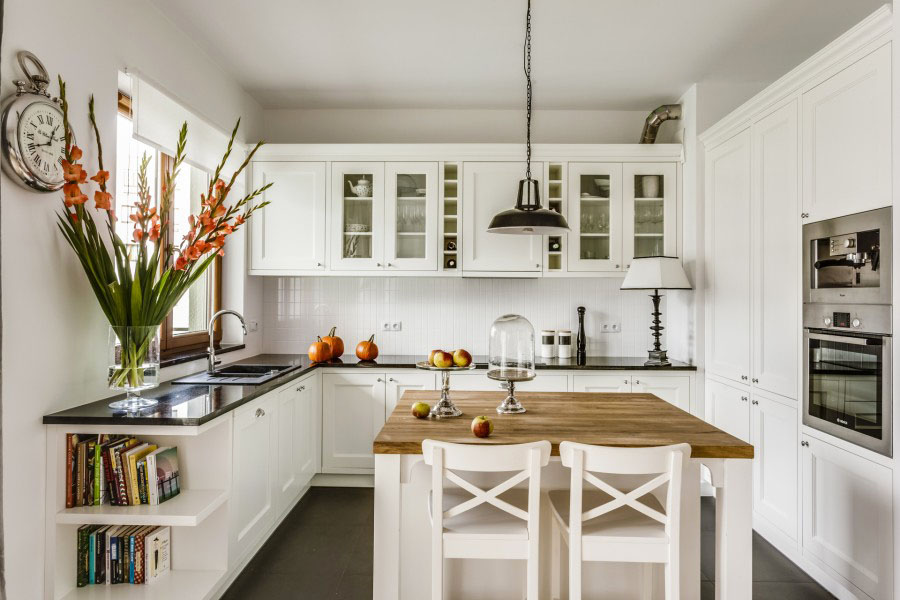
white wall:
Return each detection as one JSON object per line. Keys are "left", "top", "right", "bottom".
{"left": 262, "top": 108, "right": 676, "bottom": 144}
{"left": 262, "top": 276, "right": 672, "bottom": 359}
{"left": 0, "top": 1, "right": 263, "bottom": 597}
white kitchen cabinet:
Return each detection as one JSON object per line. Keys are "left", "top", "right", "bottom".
{"left": 706, "top": 377, "right": 751, "bottom": 443}
{"left": 751, "top": 102, "right": 799, "bottom": 400}
{"left": 448, "top": 371, "right": 568, "bottom": 392}
{"left": 462, "top": 162, "right": 543, "bottom": 273}
{"left": 250, "top": 162, "right": 327, "bottom": 272}
{"left": 384, "top": 162, "right": 439, "bottom": 271}
{"left": 573, "top": 374, "right": 631, "bottom": 393}
{"left": 623, "top": 162, "right": 677, "bottom": 269}
{"left": 632, "top": 374, "right": 690, "bottom": 412}
{"left": 802, "top": 44, "right": 892, "bottom": 223}
{"left": 802, "top": 435, "right": 893, "bottom": 600}
{"left": 705, "top": 129, "right": 752, "bottom": 384}
{"left": 275, "top": 376, "right": 319, "bottom": 516}
{"left": 331, "top": 162, "right": 385, "bottom": 270}
{"left": 231, "top": 394, "right": 278, "bottom": 563}
{"left": 567, "top": 163, "right": 622, "bottom": 271}
{"left": 322, "top": 372, "right": 386, "bottom": 472}
{"left": 751, "top": 391, "right": 798, "bottom": 542}
{"left": 385, "top": 371, "right": 437, "bottom": 416}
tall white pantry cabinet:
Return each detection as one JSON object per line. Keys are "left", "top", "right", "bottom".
{"left": 701, "top": 9, "right": 893, "bottom": 600}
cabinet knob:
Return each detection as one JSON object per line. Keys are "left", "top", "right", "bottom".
{"left": 377, "top": 377, "right": 384, "bottom": 383}
{"left": 296, "top": 385, "right": 305, "bottom": 392}
{"left": 387, "top": 262, "right": 393, "bottom": 267}
{"left": 634, "top": 379, "right": 640, "bottom": 385}
{"left": 255, "top": 407, "right": 265, "bottom": 418}
{"left": 801, "top": 440, "right": 809, "bottom": 447}
{"left": 376, "top": 263, "right": 383, "bottom": 267}
{"left": 316, "top": 262, "right": 323, "bottom": 268}
{"left": 801, "top": 212, "right": 809, "bottom": 218}
{"left": 741, "top": 396, "right": 748, "bottom": 402}
{"left": 624, "top": 379, "right": 629, "bottom": 384}
{"left": 751, "top": 399, "right": 759, "bottom": 405}
{"left": 752, "top": 378, "right": 758, "bottom": 384}
{"left": 388, "top": 377, "right": 396, "bottom": 382}
{"left": 615, "top": 264, "right": 620, "bottom": 269}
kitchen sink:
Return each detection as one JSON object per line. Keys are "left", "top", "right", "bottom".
{"left": 171, "top": 364, "right": 293, "bottom": 386}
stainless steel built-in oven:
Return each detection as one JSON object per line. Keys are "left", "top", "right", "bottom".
{"left": 803, "top": 304, "right": 892, "bottom": 457}
{"left": 803, "top": 207, "right": 891, "bottom": 306}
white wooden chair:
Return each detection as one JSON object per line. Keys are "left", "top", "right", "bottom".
{"left": 422, "top": 439, "right": 551, "bottom": 600}
{"left": 547, "top": 442, "right": 692, "bottom": 600}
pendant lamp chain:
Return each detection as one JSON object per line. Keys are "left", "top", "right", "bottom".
{"left": 524, "top": 0, "right": 533, "bottom": 180}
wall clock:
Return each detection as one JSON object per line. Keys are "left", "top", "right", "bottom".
{"left": 1, "top": 51, "right": 71, "bottom": 192}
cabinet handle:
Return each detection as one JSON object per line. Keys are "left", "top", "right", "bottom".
{"left": 615, "top": 264, "right": 620, "bottom": 269}
{"left": 634, "top": 379, "right": 640, "bottom": 385}
{"left": 388, "top": 377, "right": 396, "bottom": 382}
{"left": 801, "top": 213, "right": 809, "bottom": 218}
{"left": 752, "top": 378, "right": 758, "bottom": 384}
{"left": 624, "top": 379, "right": 629, "bottom": 384}
{"left": 255, "top": 408, "right": 265, "bottom": 418}
{"left": 316, "top": 262, "right": 323, "bottom": 268}
{"left": 741, "top": 396, "right": 748, "bottom": 402}
{"left": 387, "top": 262, "right": 393, "bottom": 267}
{"left": 377, "top": 377, "right": 384, "bottom": 383}
{"left": 741, "top": 375, "right": 748, "bottom": 381}
{"left": 751, "top": 399, "right": 759, "bottom": 405}
{"left": 296, "top": 385, "right": 305, "bottom": 392}
{"left": 801, "top": 440, "right": 809, "bottom": 447}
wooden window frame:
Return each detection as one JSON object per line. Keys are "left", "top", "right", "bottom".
{"left": 117, "top": 92, "right": 223, "bottom": 357}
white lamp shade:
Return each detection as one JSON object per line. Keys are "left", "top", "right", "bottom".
{"left": 620, "top": 256, "right": 692, "bottom": 290}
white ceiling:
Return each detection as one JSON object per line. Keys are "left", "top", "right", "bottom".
{"left": 150, "top": 0, "right": 886, "bottom": 110}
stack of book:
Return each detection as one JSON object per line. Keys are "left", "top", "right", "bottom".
{"left": 66, "top": 434, "right": 180, "bottom": 507}
{"left": 76, "top": 524, "right": 170, "bottom": 587}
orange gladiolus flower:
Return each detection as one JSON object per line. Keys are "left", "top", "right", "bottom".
{"left": 148, "top": 223, "right": 161, "bottom": 243}
{"left": 62, "top": 160, "right": 86, "bottom": 183}
{"left": 68, "top": 211, "right": 79, "bottom": 223}
{"left": 214, "top": 179, "right": 226, "bottom": 191}
{"left": 217, "top": 248, "right": 225, "bottom": 257}
{"left": 94, "top": 190, "right": 112, "bottom": 210}
{"left": 175, "top": 255, "right": 188, "bottom": 271}
{"left": 69, "top": 146, "right": 83, "bottom": 161}
{"left": 234, "top": 215, "right": 246, "bottom": 226}
{"left": 212, "top": 204, "right": 226, "bottom": 218}
{"left": 133, "top": 228, "right": 143, "bottom": 242}
{"left": 64, "top": 183, "right": 88, "bottom": 207}
{"left": 91, "top": 170, "right": 110, "bottom": 186}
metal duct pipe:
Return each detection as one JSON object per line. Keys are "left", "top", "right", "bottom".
{"left": 639, "top": 104, "right": 682, "bottom": 144}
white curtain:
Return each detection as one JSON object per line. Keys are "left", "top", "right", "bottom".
{"left": 129, "top": 71, "right": 247, "bottom": 185}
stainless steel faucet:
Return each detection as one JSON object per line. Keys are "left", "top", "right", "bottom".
{"left": 207, "top": 309, "right": 248, "bottom": 374}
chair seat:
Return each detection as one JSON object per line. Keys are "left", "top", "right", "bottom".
{"left": 428, "top": 489, "right": 529, "bottom": 539}
{"left": 547, "top": 489, "right": 668, "bottom": 542}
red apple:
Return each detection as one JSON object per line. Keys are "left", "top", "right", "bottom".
{"left": 433, "top": 351, "right": 454, "bottom": 368}
{"left": 452, "top": 348, "right": 472, "bottom": 367}
{"left": 427, "top": 349, "right": 443, "bottom": 366}
{"left": 471, "top": 415, "right": 494, "bottom": 438}
{"left": 411, "top": 402, "right": 431, "bottom": 419}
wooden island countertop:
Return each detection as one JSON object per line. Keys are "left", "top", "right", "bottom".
{"left": 373, "top": 390, "right": 754, "bottom": 459}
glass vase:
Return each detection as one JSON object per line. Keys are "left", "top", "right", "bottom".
{"left": 108, "top": 325, "right": 161, "bottom": 411}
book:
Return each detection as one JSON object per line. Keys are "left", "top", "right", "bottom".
{"left": 111, "top": 438, "right": 138, "bottom": 505}
{"left": 145, "top": 450, "right": 160, "bottom": 505}
{"left": 84, "top": 440, "right": 96, "bottom": 506}
{"left": 133, "top": 526, "right": 152, "bottom": 584}
{"left": 153, "top": 447, "right": 180, "bottom": 504}
{"left": 93, "top": 441, "right": 103, "bottom": 505}
{"left": 89, "top": 528, "right": 96, "bottom": 584}
{"left": 65, "top": 434, "right": 77, "bottom": 508}
{"left": 94, "top": 525, "right": 110, "bottom": 585}
{"left": 126, "top": 444, "right": 157, "bottom": 505}
{"left": 136, "top": 459, "right": 149, "bottom": 504}
{"left": 76, "top": 525, "right": 90, "bottom": 587}
{"left": 144, "top": 526, "right": 171, "bottom": 583}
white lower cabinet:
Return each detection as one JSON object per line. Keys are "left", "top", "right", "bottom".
{"left": 751, "top": 391, "right": 798, "bottom": 541}
{"left": 706, "top": 377, "right": 751, "bottom": 443}
{"left": 322, "top": 372, "right": 387, "bottom": 473}
{"left": 448, "top": 371, "right": 569, "bottom": 392}
{"left": 275, "top": 376, "right": 320, "bottom": 516}
{"left": 573, "top": 374, "right": 631, "bottom": 393}
{"left": 802, "top": 435, "right": 893, "bottom": 600}
{"left": 575, "top": 373, "right": 691, "bottom": 411}
{"left": 230, "top": 394, "right": 278, "bottom": 564}
{"left": 385, "top": 371, "right": 437, "bottom": 416}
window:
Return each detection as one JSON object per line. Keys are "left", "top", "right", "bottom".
{"left": 115, "top": 93, "right": 221, "bottom": 356}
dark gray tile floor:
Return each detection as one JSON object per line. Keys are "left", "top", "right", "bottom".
{"left": 223, "top": 489, "right": 834, "bottom": 600}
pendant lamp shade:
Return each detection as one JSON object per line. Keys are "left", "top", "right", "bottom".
{"left": 488, "top": 179, "right": 571, "bottom": 234}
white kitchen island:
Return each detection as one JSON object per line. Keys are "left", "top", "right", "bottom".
{"left": 373, "top": 390, "right": 754, "bottom": 600}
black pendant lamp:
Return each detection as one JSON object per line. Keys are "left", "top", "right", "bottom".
{"left": 488, "top": 0, "right": 570, "bottom": 235}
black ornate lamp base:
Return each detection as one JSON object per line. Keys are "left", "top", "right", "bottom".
{"left": 645, "top": 289, "right": 671, "bottom": 366}
{"left": 645, "top": 349, "right": 671, "bottom": 366}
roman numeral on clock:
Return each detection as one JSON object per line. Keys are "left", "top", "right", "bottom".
{"left": 37, "top": 115, "right": 44, "bottom": 125}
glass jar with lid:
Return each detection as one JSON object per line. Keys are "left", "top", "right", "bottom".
{"left": 487, "top": 314, "right": 536, "bottom": 413}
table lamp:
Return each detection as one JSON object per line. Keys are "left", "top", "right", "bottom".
{"left": 620, "top": 256, "right": 692, "bottom": 366}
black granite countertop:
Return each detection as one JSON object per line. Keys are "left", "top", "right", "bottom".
{"left": 43, "top": 354, "right": 695, "bottom": 426}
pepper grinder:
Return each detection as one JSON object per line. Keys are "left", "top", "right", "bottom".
{"left": 576, "top": 306, "right": 587, "bottom": 365}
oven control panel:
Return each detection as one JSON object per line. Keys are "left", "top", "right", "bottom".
{"left": 804, "top": 303, "right": 891, "bottom": 335}
{"left": 832, "top": 312, "right": 852, "bottom": 328}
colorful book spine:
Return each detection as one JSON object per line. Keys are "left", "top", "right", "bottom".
{"left": 146, "top": 452, "right": 158, "bottom": 505}
{"left": 65, "top": 434, "right": 76, "bottom": 508}
{"left": 93, "top": 442, "right": 102, "bottom": 506}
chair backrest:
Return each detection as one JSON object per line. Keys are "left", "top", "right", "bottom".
{"left": 559, "top": 442, "right": 691, "bottom": 539}
{"left": 422, "top": 440, "right": 551, "bottom": 530}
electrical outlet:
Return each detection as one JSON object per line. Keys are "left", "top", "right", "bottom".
{"left": 381, "top": 321, "right": 392, "bottom": 331}
{"left": 391, "top": 321, "right": 402, "bottom": 331}
{"left": 246, "top": 321, "right": 259, "bottom": 333}
{"left": 609, "top": 322, "right": 621, "bottom": 333}
{"left": 601, "top": 323, "right": 611, "bottom": 332}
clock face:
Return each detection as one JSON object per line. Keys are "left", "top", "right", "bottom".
{"left": 17, "top": 101, "right": 66, "bottom": 185}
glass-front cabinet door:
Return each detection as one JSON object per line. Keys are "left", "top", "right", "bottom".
{"left": 331, "top": 162, "right": 384, "bottom": 270}
{"left": 623, "top": 162, "right": 676, "bottom": 268}
{"left": 384, "top": 162, "right": 438, "bottom": 271}
{"left": 567, "top": 163, "right": 622, "bottom": 271}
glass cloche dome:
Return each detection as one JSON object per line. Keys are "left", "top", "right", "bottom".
{"left": 487, "top": 314, "right": 536, "bottom": 414}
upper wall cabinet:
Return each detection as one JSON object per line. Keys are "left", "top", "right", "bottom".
{"left": 802, "top": 43, "right": 891, "bottom": 223}
{"left": 384, "top": 162, "right": 439, "bottom": 271}
{"left": 250, "top": 162, "right": 327, "bottom": 272}
{"left": 623, "top": 162, "right": 677, "bottom": 269}
{"left": 331, "top": 162, "right": 386, "bottom": 270}
{"left": 567, "top": 163, "right": 622, "bottom": 271}
{"left": 462, "top": 161, "right": 543, "bottom": 274}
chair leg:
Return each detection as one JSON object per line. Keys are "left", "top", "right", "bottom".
{"left": 569, "top": 540, "right": 582, "bottom": 600}
{"left": 431, "top": 536, "right": 442, "bottom": 600}
{"left": 641, "top": 563, "right": 653, "bottom": 600}
{"left": 551, "top": 518, "right": 560, "bottom": 600}
{"left": 664, "top": 562, "right": 678, "bottom": 600}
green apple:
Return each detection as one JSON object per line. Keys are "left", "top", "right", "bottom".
{"left": 452, "top": 349, "right": 472, "bottom": 367}
{"left": 433, "top": 351, "right": 454, "bottom": 368}
{"left": 471, "top": 415, "right": 494, "bottom": 438}
{"left": 411, "top": 402, "right": 431, "bottom": 419}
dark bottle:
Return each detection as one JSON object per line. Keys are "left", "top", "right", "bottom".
{"left": 576, "top": 306, "right": 587, "bottom": 365}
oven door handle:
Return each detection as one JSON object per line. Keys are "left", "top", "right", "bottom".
{"left": 807, "top": 331, "right": 880, "bottom": 346}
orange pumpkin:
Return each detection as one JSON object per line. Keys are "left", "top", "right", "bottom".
{"left": 308, "top": 336, "right": 332, "bottom": 363}
{"left": 322, "top": 326, "right": 344, "bottom": 358}
{"left": 355, "top": 334, "right": 379, "bottom": 361}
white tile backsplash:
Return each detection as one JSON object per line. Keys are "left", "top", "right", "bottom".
{"left": 262, "top": 277, "right": 689, "bottom": 360}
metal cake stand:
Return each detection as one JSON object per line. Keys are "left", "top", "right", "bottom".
{"left": 487, "top": 368, "right": 535, "bottom": 414}
{"left": 415, "top": 361, "right": 476, "bottom": 418}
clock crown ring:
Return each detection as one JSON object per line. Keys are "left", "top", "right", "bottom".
{"left": 15, "top": 51, "right": 51, "bottom": 98}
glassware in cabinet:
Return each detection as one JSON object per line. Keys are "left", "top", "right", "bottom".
{"left": 331, "top": 163, "right": 384, "bottom": 270}
{"left": 385, "top": 162, "right": 438, "bottom": 270}
{"left": 623, "top": 163, "right": 676, "bottom": 267}
{"left": 567, "top": 163, "right": 622, "bottom": 271}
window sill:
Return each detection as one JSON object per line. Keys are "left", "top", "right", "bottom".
{"left": 160, "top": 343, "right": 246, "bottom": 369}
